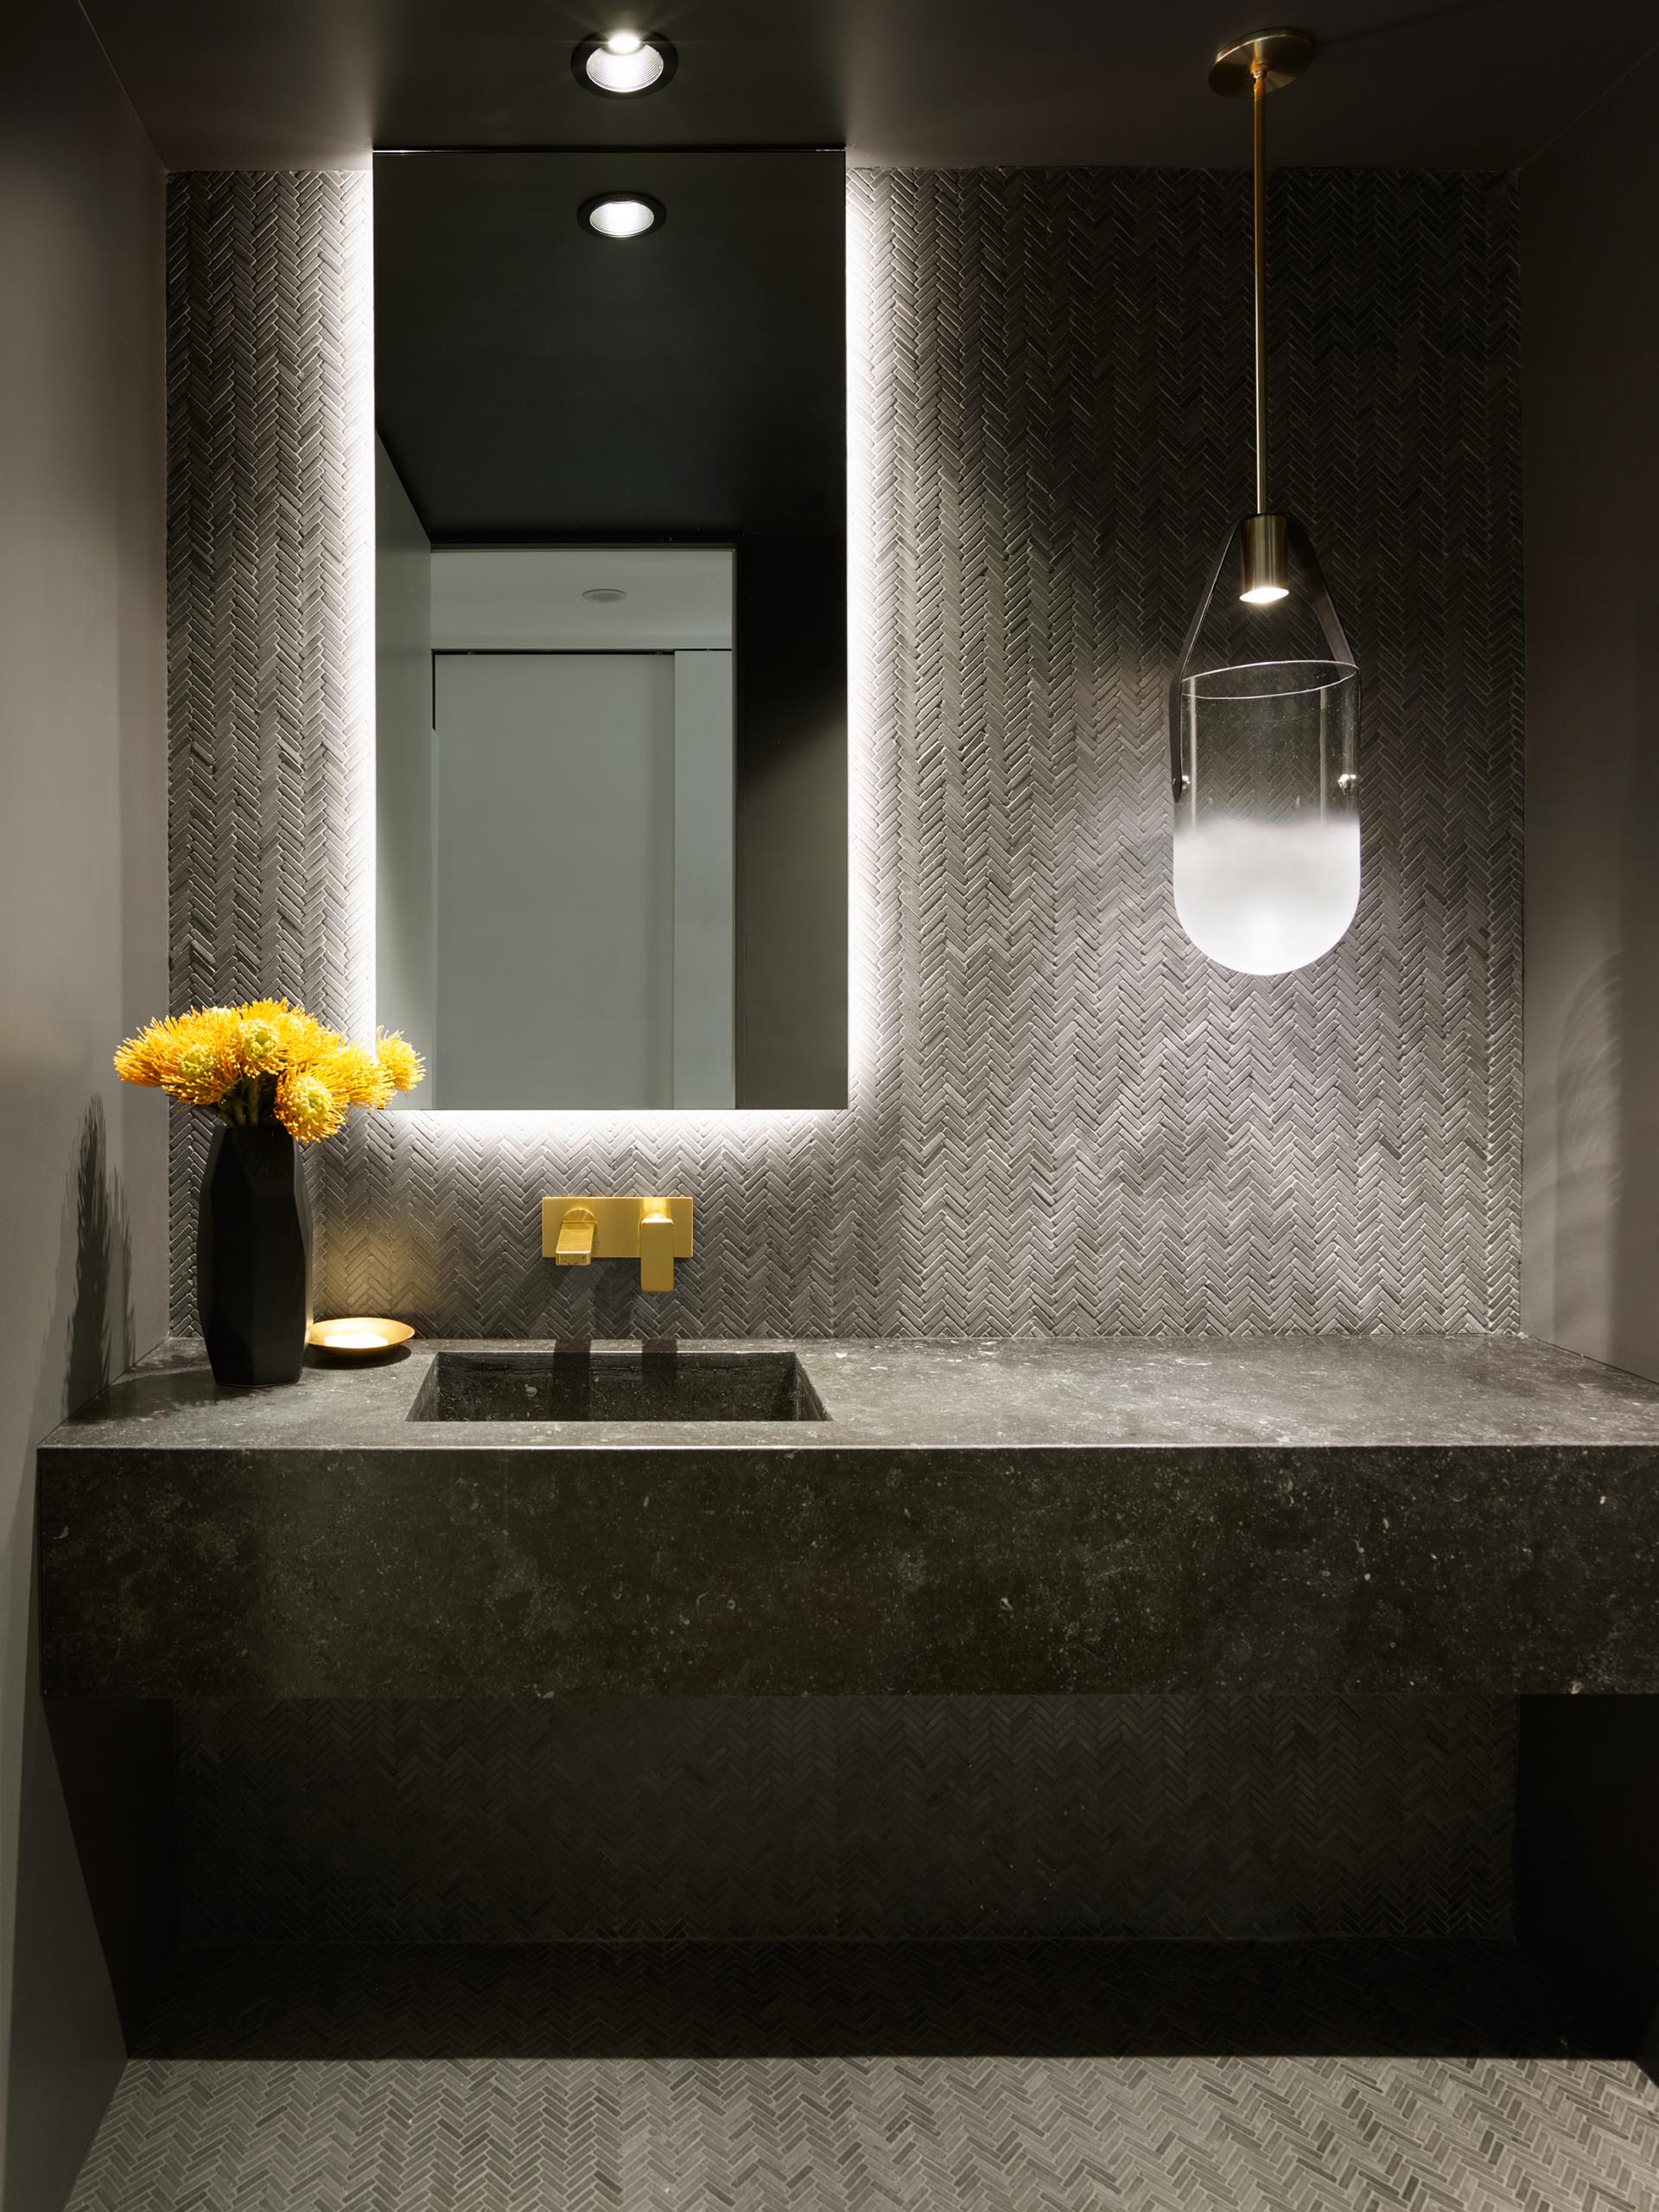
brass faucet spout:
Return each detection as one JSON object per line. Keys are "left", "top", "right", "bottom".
{"left": 555, "top": 1205, "right": 597, "bottom": 1266}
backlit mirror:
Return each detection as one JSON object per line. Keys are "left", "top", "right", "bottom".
{"left": 373, "top": 149, "right": 848, "bottom": 1109}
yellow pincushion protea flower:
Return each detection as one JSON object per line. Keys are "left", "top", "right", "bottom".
{"left": 317, "top": 1042, "right": 391, "bottom": 1112}
{"left": 114, "top": 1007, "right": 241, "bottom": 1104}
{"left": 114, "top": 1000, "right": 424, "bottom": 1145}
{"left": 375, "top": 1030, "right": 425, "bottom": 1096}
{"left": 114, "top": 1014, "right": 196, "bottom": 1090}
{"left": 235, "top": 1009, "right": 289, "bottom": 1075}
{"left": 170, "top": 1033, "right": 240, "bottom": 1106}
{"left": 275, "top": 1065, "right": 347, "bottom": 1144}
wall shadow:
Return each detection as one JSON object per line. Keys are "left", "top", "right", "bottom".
{"left": 1612, "top": 671, "right": 1659, "bottom": 1382}
{"left": 4, "top": 1103, "right": 171, "bottom": 2212}
{"left": 63, "top": 1101, "right": 134, "bottom": 1410}
{"left": 1543, "top": 956, "right": 1623, "bottom": 1360}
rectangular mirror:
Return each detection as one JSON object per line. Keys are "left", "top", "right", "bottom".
{"left": 373, "top": 149, "right": 847, "bottom": 1109}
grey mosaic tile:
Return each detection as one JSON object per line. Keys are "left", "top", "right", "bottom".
{"left": 73, "top": 1944, "right": 1656, "bottom": 2212}
{"left": 165, "top": 167, "right": 1522, "bottom": 1340}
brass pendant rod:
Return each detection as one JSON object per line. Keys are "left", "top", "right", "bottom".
{"left": 1252, "top": 56, "right": 1268, "bottom": 518}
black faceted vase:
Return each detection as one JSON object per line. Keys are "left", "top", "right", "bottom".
{"left": 196, "top": 1123, "right": 314, "bottom": 1384}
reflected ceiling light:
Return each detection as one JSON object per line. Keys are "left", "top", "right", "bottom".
{"left": 1168, "top": 28, "right": 1362, "bottom": 978}
{"left": 572, "top": 29, "right": 677, "bottom": 96}
{"left": 580, "top": 192, "right": 665, "bottom": 238}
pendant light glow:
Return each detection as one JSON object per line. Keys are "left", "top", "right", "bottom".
{"left": 1168, "top": 29, "right": 1362, "bottom": 979}
{"left": 1173, "top": 659, "right": 1360, "bottom": 975}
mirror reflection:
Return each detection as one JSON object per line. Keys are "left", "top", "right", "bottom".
{"left": 373, "top": 149, "right": 848, "bottom": 1110}
{"left": 378, "top": 537, "right": 735, "bottom": 1108}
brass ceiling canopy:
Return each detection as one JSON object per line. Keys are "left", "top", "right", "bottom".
{"left": 1210, "top": 24, "right": 1318, "bottom": 556}
{"left": 1207, "top": 26, "right": 1316, "bottom": 98}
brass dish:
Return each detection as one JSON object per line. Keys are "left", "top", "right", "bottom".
{"left": 306, "top": 1316, "right": 416, "bottom": 1363}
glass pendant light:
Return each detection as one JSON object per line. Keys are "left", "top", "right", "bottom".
{"left": 1170, "top": 28, "right": 1359, "bottom": 977}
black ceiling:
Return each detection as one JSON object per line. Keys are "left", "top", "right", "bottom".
{"left": 376, "top": 149, "right": 844, "bottom": 542}
{"left": 79, "top": 0, "right": 1659, "bottom": 172}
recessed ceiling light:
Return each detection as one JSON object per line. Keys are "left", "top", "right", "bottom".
{"left": 579, "top": 192, "right": 665, "bottom": 239}
{"left": 572, "top": 29, "right": 677, "bottom": 97}
{"left": 582, "top": 587, "right": 628, "bottom": 603}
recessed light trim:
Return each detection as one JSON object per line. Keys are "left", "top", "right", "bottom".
{"left": 571, "top": 30, "right": 678, "bottom": 97}
{"left": 582, "top": 587, "right": 628, "bottom": 603}
{"left": 579, "top": 192, "right": 666, "bottom": 239}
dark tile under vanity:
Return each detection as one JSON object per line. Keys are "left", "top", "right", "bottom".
{"left": 130, "top": 1936, "right": 1605, "bottom": 2063}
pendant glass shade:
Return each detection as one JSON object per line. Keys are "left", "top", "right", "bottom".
{"left": 1170, "top": 514, "right": 1360, "bottom": 976}
{"left": 1173, "top": 654, "right": 1359, "bottom": 975}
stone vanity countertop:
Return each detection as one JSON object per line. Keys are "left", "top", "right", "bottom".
{"left": 39, "top": 1330, "right": 1659, "bottom": 1454}
{"left": 36, "top": 1333, "right": 1659, "bottom": 1700}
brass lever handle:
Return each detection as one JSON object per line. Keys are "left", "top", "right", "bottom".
{"left": 639, "top": 1202, "right": 676, "bottom": 1294}
{"left": 555, "top": 1205, "right": 597, "bottom": 1267}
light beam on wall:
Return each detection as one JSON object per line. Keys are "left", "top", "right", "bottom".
{"left": 358, "top": 170, "right": 868, "bottom": 1128}
{"left": 342, "top": 169, "right": 378, "bottom": 1043}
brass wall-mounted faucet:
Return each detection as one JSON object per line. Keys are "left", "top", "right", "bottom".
{"left": 554, "top": 1205, "right": 597, "bottom": 1264}
{"left": 542, "top": 1196, "right": 694, "bottom": 1294}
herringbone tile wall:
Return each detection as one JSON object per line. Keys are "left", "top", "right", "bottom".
{"left": 176, "top": 1696, "right": 1516, "bottom": 1942}
{"left": 166, "top": 165, "right": 1522, "bottom": 1338}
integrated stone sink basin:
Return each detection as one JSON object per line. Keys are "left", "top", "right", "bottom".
{"left": 409, "top": 1347, "right": 827, "bottom": 1424}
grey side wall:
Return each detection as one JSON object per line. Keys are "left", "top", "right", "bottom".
{"left": 0, "top": 3, "right": 167, "bottom": 2206}
{"left": 167, "top": 167, "right": 1522, "bottom": 1340}
{"left": 1521, "top": 67, "right": 1659, "bottom": 1382}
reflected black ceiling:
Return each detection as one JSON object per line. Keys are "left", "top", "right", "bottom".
{"left": 376, "top": 149, "right": 844, "bottom": 542}
{"left": 77, "top": 0, "right": 1659, "bottom": 172}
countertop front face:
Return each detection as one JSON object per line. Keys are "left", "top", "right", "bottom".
{"left": 41, "top": 1332, "right": 1659, "bottom": 1455}
{"left": 36, "top": 1333, "right": 1659, "bottom": 1701}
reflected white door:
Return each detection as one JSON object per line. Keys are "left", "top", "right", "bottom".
{"left": 435, "top": 652, "right": 675, "bottom": 1108}
{"left": 431, "top": 650, "right": 734, "bottom": 1109}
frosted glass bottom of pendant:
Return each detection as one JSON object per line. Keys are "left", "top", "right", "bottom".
{"left": 1173, "top": 813, "right": 1360, "bottom": 976}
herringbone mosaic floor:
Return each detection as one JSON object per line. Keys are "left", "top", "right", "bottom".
{"left": 73, "top": 2048, "right": 1659, "bottom": 2212}
{"left": 70, "top": 1943, "right": 1659, "bottom": 2211}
